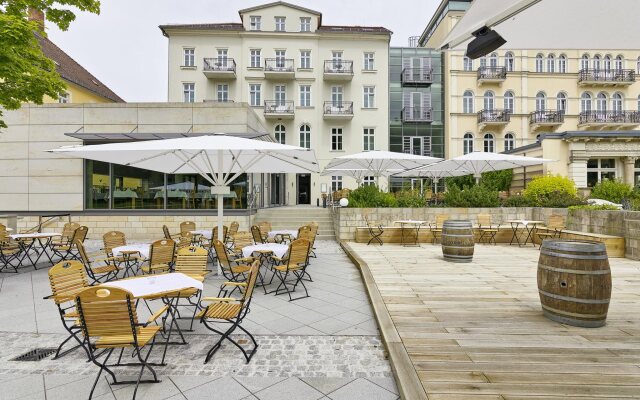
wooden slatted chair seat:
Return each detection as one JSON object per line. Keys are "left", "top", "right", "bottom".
{"left": 95, "top": 326, "right": 161, "bottom": 348}
{"left": 196, "top": 301, "right": 242, "bottom": 320}
{"left": 76, "top": 240, "right": 120, "bottom": 284}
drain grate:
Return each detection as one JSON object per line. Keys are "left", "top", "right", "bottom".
{"left": 11, "top": 348, "right": 57, "bottom": 362}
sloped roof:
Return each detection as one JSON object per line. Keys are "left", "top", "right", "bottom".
{"left": 160, "top": 23, "right": 244, "bottom": 36}
{"left": 36, "top": 34, "right": 124, "bottom": 103}
{"left": 238, "top": 1, "right": 321, "bottom": 19}
{"left": 318, "top": 25, "right": 392, "bottom": 35}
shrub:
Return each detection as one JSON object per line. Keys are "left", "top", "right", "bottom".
{"left": 523, "top": 175, "right": 580, "bottom": 207}
{"left": 395, "top": 189, "right": 427, "bottom": 208}
{"left": 347, "top": 185, "right": 397, "bottom": 208}
{"left": 590, "top": 179, "right": 634, "bottom": 204}
{"left": 481, "top": 169, "right": 513, "bottom": 192}
{"left": 568, "top": 204, "right": 620, "bottom": 211}
{"left": 537, "top": 190, "right": 585, "bottom": 208}
{"left": 502, "top": 194, "right": 533, "bottom": 207}
{"left": 445, "top": 174, "right": 475, "bottom": 189}
{"left": 443, "top": 185, "right": 500, "bottom": 207}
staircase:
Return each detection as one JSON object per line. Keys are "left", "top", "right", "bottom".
{"left": 254, "top": 206, "right": 335, "bottom": 241}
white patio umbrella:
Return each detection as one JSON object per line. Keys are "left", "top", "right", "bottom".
{"left": 321, "top": 168, "right": 404, "bottom": 186}
{"left": 48, "top": 133, "right": 319, "bottom": 248}
{"left": 392, "top": 162, "right": 472, "bottom": 195}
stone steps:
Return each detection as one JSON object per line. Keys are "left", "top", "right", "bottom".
{"left": 254, "top": 206, "right": 335, "bottom": 240}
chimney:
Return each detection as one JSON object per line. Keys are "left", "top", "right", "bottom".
{"left": 28, "top": 8, "right": 45, "bottom": 34}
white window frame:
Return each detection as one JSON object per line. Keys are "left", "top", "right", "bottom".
{"left": 331, "top": 128, "right": 343, "bottom": 151}
{"left": 504, "top": 91, "right": 514, "bottom": 113}
{"left": 535, "top": 54, "right": 544, "bottom": 72}
{"left": 580, "top": 92, "right": 592, "bottom": 113}
{"left": 558, "top": 55, "right": 567, "bottom": 73}
{"left": 363, "top": 128, "right": 375, "bottom": 151}
{"left": 547, "top": 54, "right": 555, "bottom": 73}
{"left": 249, "top": 83, "right": 261, "bottom": 106}
{"left": 216, "top": 84, "right": 229, "bottom": 102}
{"left": 275, "top": 16, "right": 286, "bottom": 32}
{"left": 183, "top": 83, "right": 195, "bottom": 103}
{"left": 483, "top": 133, "right": 495, "bottom": 153}
{"left": 58, "top": 91, "right": 70, "bottom": 103}
{"left": 300, "top": 17, "right": 311, "bottom": 32}
{"left": 299, "top": 50, "right": 311, "bottom": 69}
{"left": 299, "top": 85, "right": 311, "bottom": 107}
{"left": 274, "top": 124, "right": 286, "bottom": 144}
{"left": 581, "top": 54, "right": 590, "bottom": 70}
{"left": 363, "top": 176, "right": 375, "bottom": 186}
{"left": 183, "top": 48, "right": 195, "bottom": 67}
{"left": 535, "top": 92, "right": 546, "bottom": 111}
{"left": 612, "top": 93, "right": 623, "bottom": 113}
{"left": 463, "top": 133, "right": 474, "bottom": 155}
{"left": 250, "top": 49, "right": 261, "bottom": 68}
{"left": 557, "top": 92, "right": 567, "bottom": 114}
{"left": 504, "top": 133, "right": 515, "bottom": 151}
{"left": 463, "top": 56, "right": 473, "bottom": 71}
{"left": 331, "top": 176, "right": 343, "bottom": 192}
{"left": 504, "top": 52, "right": 514, "bottom": 72}
{"left": 463, "top": 91, "right": 474, "bottom": 113}
{"left": 483, "top": 90, "right": 495, "bottom": 110}
{"left": 363, "top": 52, "right": 375, "bottom": 71}
{"left": 587, "top": 158, "right": 617, "bottom": 187}
{"left": 363, "top": 86, "right": 375, "bottom": 108}
{"left": 299, "top": 124, "right": 311, "bottom": 149}
{"left": 250, "top": 16, "right": 261, "bottom": 31}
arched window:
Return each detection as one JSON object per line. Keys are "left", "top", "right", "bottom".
{"left": 489, "top": 52, "right": 498, "bottom": 67}
{"left": 558, "top": 54, "right": 567, "bottom": 73}
{"left": 637, "top": 57, "right": 640, "bottom": 73}
{"left": 504, "top": 91, "right": 514, "bottom": 113}
{"left": 612, "top": 93, "right": 623, "bottom": 113}
{"left": 463, "top": 56, "right": 473, "bottom": 71}
{"left": 580, "top": 92, "right": 592, "bottom": 113}
{"left": 593, "top": 54, "right": 601, "bottom": 70}
{"left": 615, "top": 55, "right": 624, "bottom": 71}
{"left": 463, "top": 90, "right": 474, "bottom": 113}
{"left": 581, "top": 54, "right": 590, "bottom": 70}
{"left": 483, "top": 133, "right": 495, "bottom": 153}
{"left": 463, "top": 133, "right": 474, "bottom": 154}
{"left": 556, "top": 92, "right": 567, "bottom": 114}
{"left": 504, "top": 52, "right": 514, "bottom": 71}
{"left": 604, "top": 55, "right": 612, "bottom": 71}
{"left": 596, "top": 92, "right": 607, "bottom": 113}
{"left": 299, "top": 124, "right": 311, "bottom": 149}
{"left": 535, "top": 54, "right": 544, "bottom": 72}
{"left": 504, "top": 133, "right": 515, "bottom": 152}
{"left": 274, "top": 124, "right": 286, "bottom": 144}
{"left": 483, "top": 90, "right": 495, "bottom": 110}
{"left": 480, "top": 57, "right": 487, "bottom": 68}
{"left": 547, "top": 54, "right": 555, "bottom": 73}
{"left": 535, "top": 92, "right": 546, "bottom": 111}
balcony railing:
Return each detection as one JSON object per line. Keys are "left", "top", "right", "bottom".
{"left": 578, "top": 111, "right": 640, "bottom": 125}
{"left": 323, "top": 101, "right": 354, "bottom": 116}
{"left": 324, "top": 60, "right": 354, "bottom": 75}
{"left": 477, "top": 66, "right": 507, "bottom": 81}
{"left": 578, "top": 68, "right": 635, "bottom": 84}
{"left": 530, "top": 110, "right": 564, "bottom": 125}
{"left": 402, "top": 68, "right": 433, "bottom": 85}
{"left": 264, "top": 58, "right": 294, "bottom": 72}
{"left": 402, "top": 106, "right": 433, "bottom": 122}
{"left": 203, "top": 58, "right": 236, "bottom": 73}
{"left": 477, "top": 109, "right": 510, "bottom": 124}
{"left": 264, "top": 100, "right": 294, "bottom": 116}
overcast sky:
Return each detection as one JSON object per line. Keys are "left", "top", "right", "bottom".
{"left": 46, "top": 0, "right": 439, "bottom": 102}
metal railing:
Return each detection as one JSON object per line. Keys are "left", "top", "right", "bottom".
{"left": 530, "top": 110, "right": 564, "bottom": 124}
{"left": 578, "top": 111, "right": 640, "bottom": 125}
{"left": 323, "top": 101, "right": 354, "bottom": 116}
{"left": 402, "top": 106, "right": 433, "bottom": 122}
{"left": 477, "top": 109, "right": 511, "bottom": 123}
{"left": 578, "top": 68, "right": 635, "bottom": 83}
{"left": 477, "top": 66, "right": 507, "bottom": 80}
{"left": 203, "top": 58, "right": 236, "bottom": 72}
{"left": 264, "top": 100, "right": 294, "bottom": 114}
{"left": 323, "top": 60, "right": 354, "bottom": 74}
{"left": 264, "top": 58, "right": 294, "bottom": 72}
{"left": 402, "top": 68, "right": 433, "bottom": 84}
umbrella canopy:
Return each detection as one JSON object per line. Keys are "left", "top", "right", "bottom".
{"left": 321, "top": 168, "right": 404, "bottom": 185}
{"left": 392, "top": 163, "right": 472, "bottom": 194}
{"left": 324, "top": 150, "right": 441, "bottom": 179}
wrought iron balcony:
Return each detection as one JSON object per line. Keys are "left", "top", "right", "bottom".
{"left": 323, "top": 60, "right": 354, "bottom": 81}
{"left": 578, "top": 111, "right": 640, "bottom": 127}
{"left": 529, "top": 110, "right": 564, "bottom": 128}
{"left": 402, "top": 106, "right": 433, "bottom": 122}
{"left": 263, "top": 100, "right": 295, "bottom": 119}
{"left": 477, "top": 66, "right": 507, "bottom": 83}
{"left": 264, "top": 58, "right": 295, "bottom": 79}
{"left": 477, "top": 109, "right": 510, "bottom": 127}
{"left": 401, "top": 68, "right": 433, "bottom": 85}
{"left": 202, "top": 58, "right": 236, "bottom": 79}
{"left": 578, "top": 69, "right": 636, "bottom": 86}
{"left": 323, "top": 101, "right": 354, "bottom": 120}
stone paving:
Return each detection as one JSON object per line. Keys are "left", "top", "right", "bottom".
{"left": 0, "top": 240, "right": 398, "bottom": 400}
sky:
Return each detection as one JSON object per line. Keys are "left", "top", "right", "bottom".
{"left": 46, "top": 0, "right": 440, "bottom": 102}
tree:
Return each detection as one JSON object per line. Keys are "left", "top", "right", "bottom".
{"left": 0, "top": 1, "right": 101, "bottom": 128}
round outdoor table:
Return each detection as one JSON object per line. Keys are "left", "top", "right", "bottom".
{"left": 113, "top": 243, "right": 151, "bottom": 259}
{"left": 393, "top": 220, "right": 426, "bottom": 247}
{"left": 9, "top": 232, "right": 61, "bottom": 269}
{"left": 267, "top": 230, "right": 298, "bottom": 243}
{"left": 507, "top": 220, "right": 544, "bottom": 247}
{"left": 242, "top": 243, "right": 288, "bottom": 259}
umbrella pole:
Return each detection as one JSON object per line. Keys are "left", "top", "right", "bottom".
{"left": 217, "top": 150, "right": 224, "bottom": 275}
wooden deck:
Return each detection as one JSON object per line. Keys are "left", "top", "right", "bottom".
{"left": 343, "top": 242, "right": 640, "bottom": 399}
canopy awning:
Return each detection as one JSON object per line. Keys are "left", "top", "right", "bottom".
{"left": 65, "top": 132, "right": 274, "bottom": 142}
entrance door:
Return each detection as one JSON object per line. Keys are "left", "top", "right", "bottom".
{"left": 270, "top": 174, "right": 282, "bottom": 205}
{"left": 297, "top": 174, "right": 311, "bottom": 205}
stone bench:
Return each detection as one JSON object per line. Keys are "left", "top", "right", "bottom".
{"left": 533, "top": 227, "right": 625, "bottom": 257}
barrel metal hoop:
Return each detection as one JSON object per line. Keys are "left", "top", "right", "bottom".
{"left": 542, "top": 240, "right": 606, "bottom": 253}
{"left": 541, "top": 304, "right": 608, "bottom": 318}
{"left": 539, "top": 289, "right": 611, "bottom": 304}
{"left": 538, "top": 264, "right": 611, "bottom": 275}
{"left": 540, "top": 250, "right": 609, "bottom": 260}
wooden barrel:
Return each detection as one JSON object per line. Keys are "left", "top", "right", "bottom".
{"left": 537, "top": 240, "right": 611, "bottom": 328}
{"left": 441, "top": 220, "right": 474, "bottom": 263}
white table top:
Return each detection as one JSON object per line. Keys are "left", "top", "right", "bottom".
{"left": 242, "top": 243, "right": 289, "bottom": 259}
{"left": 394, "top": 220, "right": 427, "bottom": 226}
{"left": 507, "top": 220, "right": 544, "bottom": 226}
{"left": 113, "top": 244, "right": 151, "bottom": 259}
{"left": 191, "top": 229, "right": 212, "bottom": 240}
{"left": 10, "top": 232, "right": 61, "bottom": 239}
{"left": 102, "top": 273, "right": 203, "bottom": 298}
{"left": 267, "top": 230, "right": 298, "bottom": 239}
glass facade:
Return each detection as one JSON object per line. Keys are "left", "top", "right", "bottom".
{"left": 85, "top": 160, "right": 248, "bottom": 210}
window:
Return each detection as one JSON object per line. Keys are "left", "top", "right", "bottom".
{"left": 547, "top": 54, "right": 555, "bottom": 73}
{"left": 489, "top": 52, "right": 498, "bottom": 67}
{"left": 332, "top": 51, "right": 343, "bottom": 61}
{"left": 363, "top": 176, "right": 375, "bottom": 186}
{"left": 331, "top": 86, "right": 343, "bottom": 105}
{"left": 275, "top": 50, "right": 286, "bottom": 68}
{"left": 463, "top": 91, "right": 474, "bottom": 113}
{"left": 85, "top": 160, "right": 110, "bottom": 209}
{"left": 480, "top": 57, "right": 487, "bottom": 68}
{"left": 580, "top": 92, "right": 592, "bottom": 113}
{"left": 58, "top": 92, "right": 70, "bottom": 103}
{"left": 331, "top": 128, "right": 343, "bottom": 151}
{"left": 299, "top": 85, "right": 311, "bottom": 107}
{"left": 596, "top": 92, "right": 607, "bottom": 113}
{"left": 504, "top": 52, "right": 514, "bottom": 71}
{"left": 535, "top": 91, "right": 546, "bottom": 111}
{"left": 111, "top": 164, "right": 164, "bottom": 209}
{"left": 587, "top": 158, "right": 616, "bottom": 187}
{"left": 558, "top": 54, "right": 567, "bottom": 73}
{"left": 250, "top": 49, "right": 261, "bottom": 68}
{"left": 274, "top": 124, "right": 286, "bottom": 144}
{"left": 635, "top": 159, "right": 640, "bottom": 187}
{"left": 557, "top": 92, "right": 567, "bottom": 114}
{"left": 249, "top": 84, "right": 261, "bottom": 106}
{"left": 581, "top": 54, "right": 590, "bottom": 70}
{"left": 483, "top": 133, "right": 495, "bottom": 153}
{"left": 299, "top": 124, "right": 310, "bottom": 149}
{"left": 300, "top": 50, "right": 311, "bottom": 69}
{"left": 463, "top": 133, "right": 474, "bottom": 155}
{"left": 216, "top": 49, "right": 228, "bottom": 65}
{"left": 364, "top": 52, "right": 375, "bottom": 70}
{"left": 463, "top": 56, "right": 473, "bottom": 71}
{"left": 250, "top": 16, "right": 261, "bottom": 31}
{"left": 593, "top": 55, "right": 601, "bottom": 70}
{"left": 300, "top": 17, "right": 311, "bottom": 32}
{"left": 402, "top": 136, "right": 431, "bottom": 156}
{"left": 504, "top": 91, "right": 514, "bottom": 113}
{"left": 183, "top": 48, "right": 195, "bottom": 67}
{"left": 274, "top": 85, "right": 286, "bottom": 105}
{"left": 535, "top": 54, "right": 544, "bottom": 72}
{"left": 604, "top": 55, "right": 612, "bottom": 71}
{"left": 275, "top": 16, "right": 286, "bottom": 31}
{"left": 331, "top": 176, "right": 343, "bottom": 191}
{"left": 363, "top": 86, "right": 375, "bottom": 108}
{"left": 612, "top": 93, "right": 623, "bottom": 113}
{"left": 216, "top": 84, "right": 229, "bottom": 102}
{"left": 183, "top": 83, "right": 195, "bottom": 103}
{"left": 483, "top": 90, "right": 494, "bottom": 110}
{"left": 504, "top": 133, "right": 515, "bottom": 151}
{"left": 615, "top": 55, "right": 624, "bottom": 71}
{"left": 363, "top": 128, "right": 375, "bottom": 151}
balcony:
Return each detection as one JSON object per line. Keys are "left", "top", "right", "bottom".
{"left": 477, "top": 109, "right": 510, "bottom": 129}
{"left": 529, "top": 110, "right": 564, "bottom": 130}
{"left": 323, "top": 101, "right": 354, "bottom": 120}
{"left": 323, "top": 60, "right": 354, "bottom": 81}
{"left": 578, "top": 111, "right": 640, "bottom": 129}
{"left": 578, "top": 69, "right": 636, "bottom": 86}
{"left": 402, "top": 106, "right": 433, "bottom": 123}
{"left": 264, "top": 100, "right": 295, "bottom": 119}
{"left": 202, "top": 58, "right": 236, "bottom": 79}
{"left": 401, "top": 68, "right": 433, "bottom": 86}
{"left": 264, "top": 58, "right": 295, "bottom": 80}
{"left": 477, "top": 66, "right": 507, "bottom": 84}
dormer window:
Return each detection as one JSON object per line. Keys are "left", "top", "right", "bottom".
{"left": 300, "top": 17, "right": 311, "bottom": 32}
{"left": 250, "top": 16, "right": 261, "bottom": 31}
{"left": 275, "top": 16, "right": 286, "bottom": 32}
{"left": 58, "top": 92, "right": 70, "bottom": 103}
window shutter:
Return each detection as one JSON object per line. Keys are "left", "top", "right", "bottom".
{"left": 402, "top": 57, "right": 411, "bottom": 81}
{"left": 421, "top": 57, "right": 431, "bottom": 80}
{"left": 422, "top": 93, "right": 432, "bottom": 120}
{"left": 402, "top": 136, "right": 411, "bottom": 154}
{"left": 422, "top": 137, "right": 432, "bottom": 156}
{"left": 402, "top": 91, "right": 411, "bottom": 112}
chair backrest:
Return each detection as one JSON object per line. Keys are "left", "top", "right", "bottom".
{"left": 175, "top": 246, "right": 208, "bottom": 278}
{"left": 180, "top": 221, "right": 196, "bottom": 235}
{"left": 76, "top": 286, "right": 138, "bottom": 338}
{"left": 72, "top": 226, "right": 89, "bottom": 244}
{"left": 241, "top": 260, "right": 261, "bottom": 304}
{"left": 548, "top": 214, "right": 566, "bottom": 229}
{"left": 212, "top": 239, "right": 231, "bottom": 268}
{"left": 477, "top": 213, "right": 492, "bottom": 227}
{"left": 228, "top": 221, "right": 239, "bottom": 237}
{"left": 61, "top": 222, "right": 81, "bottom": 240}
{"left": 286, "top": 238, "right": 310, "bottom": 269}
{"left": 49, "top": 260, "right": 89, "bottom": 304}
{"left": 257, "top": 221, "right": 272, "bottom": 234}
{"left": 0, "top": 225, "right": 9, "bottom": 244}
{"left": 298, "top": 227, "right": 313, "bottom": 243}
{"left": 307, "top": 222, "right": 318, "bottom": 247}
{"left": 435, "top": 214, "right": 449, "bottom": 227}
{"left": 176, "top": 234, "right": 192, "bottom": 252}
{"left": 233, "top": 232, "right": 253, "bottom": 249}
{"left": 103, "top": 231, "right": 126, "bottom": 254}
{"left": 297, "top": 225, "right": 311, "bottom": 238}
{"left": 250, "top": 225, "right": 263, "bottom": 244}
{"left": 149, "top": 239, "right": 175, "bottom": 266}
{"left": 162, "top": 225, "right": 172, "bottom": 240}
{"left": 75, "top": 240, "right": 91, "bottom": 266}
{"left": 212, "top": 225, "right": 228, "bottom": 242}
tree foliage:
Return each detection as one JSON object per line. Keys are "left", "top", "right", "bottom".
{"left": 0, "top": 0, "right": 101, "bottom": 128}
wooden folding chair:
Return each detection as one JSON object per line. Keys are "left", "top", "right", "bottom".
{"left": 212, "top": 240, "right": 253, "bottom": 289}
{"left": 430, "top": 214, "right": 449, "bottom": 244}
{"left": 51, "top": 222, "right": 80, "bottom": 247}
{"left": 257, "top": 221, "right": 272, "bottom": 242}
{"left": 270, "top": 239, "right": 311, "bottom": 301}
{"left": 197, "top": 260, "right": 260, "bottom": 364}
{"left": 162, "top": 225, "right": 179, "bottom": 240}
{"left": 0, "top": 229, "right": 22, "bottom": 273}
{"left": 202, "top": 225, "right": 228, "bottom": 262}
{"left": 536, "top": 214, "right": 566, "bottom": 246}
{"left": 179, "top": 221, "right": 196, "bottom": 237}
{"left": 307, "top": 222, "right": 319, "bottom": 257}
{"left": 477, "top": 214, "right": 500, "bottom": 245}
{"left": 76, "top": 240, "right": 120, "bottom": 284}
{"left": 141, "top": 239, "right": 175, "bottom": 274}
{"left": 226, "top": 221, "right": 239, "bottom": 246}
{"left": 102, "top": 231, "right": 138, "bottom": 276}
{"left": 364, "top": 215, "right": 384, "bottom": 246}
{"left": 250, "top": 225, "right": 265, "bottom": 244}
{"left": 52, "top": 226, "right": 88, "bottom": 261}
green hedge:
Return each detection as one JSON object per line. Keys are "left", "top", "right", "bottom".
{"left": 590, "top": 179, "right": 635, "bottom": 203}
{"left": 443, "top": 185, "right": 500, "bottom": 207}
{"left": 445, "top": 169, "right": 513, "bottom": 192}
